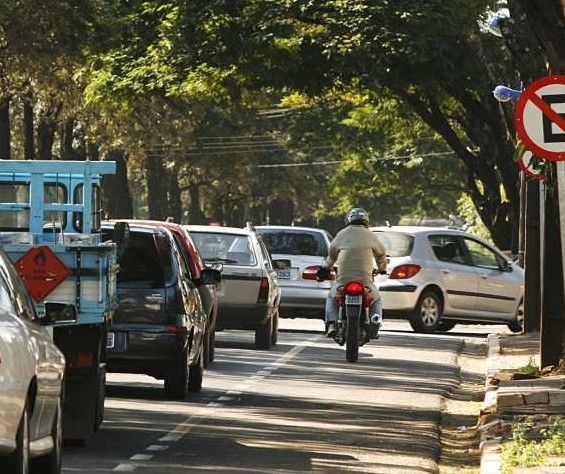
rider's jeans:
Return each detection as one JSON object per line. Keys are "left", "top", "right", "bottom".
{"left": 324, "top": 288, "right": 383, "bottom": 324}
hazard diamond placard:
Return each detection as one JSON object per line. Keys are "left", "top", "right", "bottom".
{"left": 15, "top": 246, "right": 70, "bottom": 302}
{"left": 515, "top": 75, "right": 565, "bottom": 161}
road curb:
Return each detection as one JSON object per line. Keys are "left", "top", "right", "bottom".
{"left": 480, "top": 333, "right": 502, "bottom": 474}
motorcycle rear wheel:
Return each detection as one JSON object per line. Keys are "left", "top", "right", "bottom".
{"left": 345, "top": 316, "right": 360, "bottom": 363}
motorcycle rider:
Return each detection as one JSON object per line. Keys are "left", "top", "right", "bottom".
{"left": 316, "top": 208, "right": 387, "bottom": 337}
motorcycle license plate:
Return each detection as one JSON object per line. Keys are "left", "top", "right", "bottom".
{"left": 345, "top": 294, "right": 362, "bottom": 304}
{"left": 107, "top": 332, "right": 115, "bottom": 349}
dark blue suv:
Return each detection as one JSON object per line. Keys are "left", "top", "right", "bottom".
{"left": 102, "top": 223, "right": 212, "bottom": 399}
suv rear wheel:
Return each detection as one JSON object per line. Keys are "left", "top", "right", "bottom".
{"left": 188, "top": 352, "right": 204, "bottom": 392}
{"left": 164, "top": 349, "right": 189, "bottom": 400}
{"left": 255, "top": 315, "right": 273, "bottom": 350}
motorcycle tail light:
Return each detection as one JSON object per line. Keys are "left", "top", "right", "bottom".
{"left": 302, "top": 265, "right": 336, "bottom": 281}
{"left": 389, "top": 264, "right": 421, "bottom": 279}
{"left": 344, "top": 281, "right": 364, "bottom": 293}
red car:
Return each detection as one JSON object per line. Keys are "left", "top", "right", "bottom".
{"left": 110, "top": 220, "right": 221, "bottom": 367}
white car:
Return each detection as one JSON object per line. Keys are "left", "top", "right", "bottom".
{"left": 371, "top": 226, "right": 524, "bottom": 333}
{"left": 255, "top": 225, "right": 333, "bottom": 319}
{"left": 185, "top": 225, "right": 281, "bottom": 349}
{"left": 0, "top": 247, "right": 74, "bottom": 474}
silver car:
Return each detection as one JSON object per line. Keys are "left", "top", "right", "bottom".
{"left": 255, "top": 225, "right": 333, "bottom": 319}
{"left": 0, "top": 248, "right": 72, "bottom": 474}
{"left": 371, "top": 226, "right": 524, "bottom": 333}
{"left": 185, "top": 225, "right": 281, "bottom": 349}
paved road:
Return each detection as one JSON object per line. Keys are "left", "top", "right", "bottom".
{"left": 62, "top": 320, "right": 505, "bottom": 473}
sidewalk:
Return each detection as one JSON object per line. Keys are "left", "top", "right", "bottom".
{"left": 479, "top": 331, "right": 565, "bottom": 473}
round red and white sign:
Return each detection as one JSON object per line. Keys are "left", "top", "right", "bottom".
{"left": 514, "top": 75, "right": 565, "bottom": 161}
{"left": 517, "top": 150, "right": 547, "bottom": 181}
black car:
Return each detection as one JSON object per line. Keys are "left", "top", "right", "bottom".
{"left": 102, "top": 223, "right": 208, "bottom": 399}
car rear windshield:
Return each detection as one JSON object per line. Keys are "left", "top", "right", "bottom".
{"left": 105, "top": 230, "right": 174, "bottom": 288}
{"left": 258, "top": 229, "right": 328, "bottom": 257}
{"left": 373, "top": 231, "right": 414, "bottom": 257}
{"left": 190, "top": 232, "right": 257, "bottom": 266}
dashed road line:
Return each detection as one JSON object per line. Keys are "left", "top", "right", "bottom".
{"left": 111, "top": 336, "right": 319, "bottom": 471}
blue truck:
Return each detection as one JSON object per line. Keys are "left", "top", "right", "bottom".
{"left": 0, "top": 160, "right": 121, "bottom": 443}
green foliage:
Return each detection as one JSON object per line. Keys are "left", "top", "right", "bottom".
{"left": 517, "top": 357, "right": 540, "bottom": 376}
{"left": 501, "top": 417, "right": 565, "bottom": 474}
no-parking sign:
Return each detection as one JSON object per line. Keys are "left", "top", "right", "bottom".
{"left": 515, "top": 75, "right": 565, "bottom": 161}
{"left": 517, "top": 150, "right": 547, "bottom": 181}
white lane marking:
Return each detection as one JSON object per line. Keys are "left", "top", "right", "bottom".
{"left": 113, "top": 464, "right": 136, "bottom": 471}
{"left": 111, "top": 335, "right": 319, "bottom": 471}
{"left": 146, "top": 445, "right": 168, "bottom": 452}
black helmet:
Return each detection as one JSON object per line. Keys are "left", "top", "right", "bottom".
{"left": 346, "top": 207, "right": 370, "bottom": 227}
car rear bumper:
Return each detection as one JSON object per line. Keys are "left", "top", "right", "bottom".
{"left": 216, "top": 303, "right": 273, "bottom": 329}
{"left": 278, "top": 286, "right": 328, "bottom": 318}
{"left": 378, "top": 283, "right": 419, "bottom": 312}
{"left": 107, "top": 329, "right": 187, "bottom": 361}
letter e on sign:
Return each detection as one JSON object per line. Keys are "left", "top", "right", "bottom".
{"left": 15, "top": 246, "right": 70, "bottom": 302}
{"left": 515, "top": 75, "right": 565, "bottom": 161}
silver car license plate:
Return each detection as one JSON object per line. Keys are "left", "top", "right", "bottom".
{"left": 345, "top": 295, "right": 362, "bottom": 304}
{"left": 276, "top": 268, "right": 291, "bottom": 279}
{"left": 107, "top": 332, "right": 115, "bottom": 349}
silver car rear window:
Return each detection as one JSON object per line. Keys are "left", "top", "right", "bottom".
{"left": 374, "top": 231, "right": 414, "bottom": 257}
{"left": 190, "top": 232, "right": 257, "bottom": 266}
{"left": 258, "top": 230, "right": 328, "bottom": 257}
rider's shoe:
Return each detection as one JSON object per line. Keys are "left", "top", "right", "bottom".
{"left": 326, "top": 323, "right": 337, "bottom": 338}
{"left": 370, "top": 321, "right": 381, "bottom": 339}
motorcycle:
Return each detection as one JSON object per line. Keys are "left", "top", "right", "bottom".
{"left": 317, "top": 266, "right": 381, "bottom": 362}
{"left": 332, "top": 281, "right": 380, "bottom": 362}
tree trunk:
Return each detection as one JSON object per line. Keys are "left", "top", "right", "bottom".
{"left": 146, "top": 152, "right": 168, "bottom": 220}
{"left": 188, "top": 183, "right": 206, "bottom": 224}
{"left": 102, "top": 149, "right": 133, "bottom": 219}
{"left": 61, "top": 118, "right": 75, "bottom": 160}
{"left": 0, "top": 98, "right": 11, "bottom": 160}
{"left": 168, "top": 162, "right": 182, "bottom": 223}
{"left": 23, "top": 96, "right": 35, "bottom": 160}
{"left": 37, "top": 118, "right": 56, "bottom": 160}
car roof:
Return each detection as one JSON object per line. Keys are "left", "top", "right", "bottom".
{"left": 185, "top": 224, "right": 255, "bottom": 236}
{"left": 111, "top": 219, "right": 184, "bottom": 231}
{"left": 102, "top": 220, "right": 172, "bottom": 236}
{"left": 255, "top": 225, "right": 328, "bottom": 233}
{"left": 370, "top": 225, "right": 467, "bottom": 235}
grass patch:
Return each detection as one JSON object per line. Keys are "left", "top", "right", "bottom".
{"left": 500, "top": 415, "right": 565, "bottom": 474}
{"left": 516, "top": 357, "right": 540, "bottom": 376}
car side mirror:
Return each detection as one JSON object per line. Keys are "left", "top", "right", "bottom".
{"left": 41, "top": 302, "right": 78, "bottom": 325}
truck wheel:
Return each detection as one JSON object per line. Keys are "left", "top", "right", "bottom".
{"left": 32, "top": 395, "right": 63, "bottom": 474}
{"left": 94, "top": 368, "right": 105, "bottom": 431}
{"left": 255, "top": 315, "right": 273, "bottom": 350}
{"left": 410, "top": 290, "right": 442, "bottom": 333}
{"left": 164, "top": 350, "right": 189, "bottom": 400}
{"left": 188, "top": 352, "right": 204, "bottom": 393}
{"left": 6, "top": 398, "right": 30, "bottom": 474}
